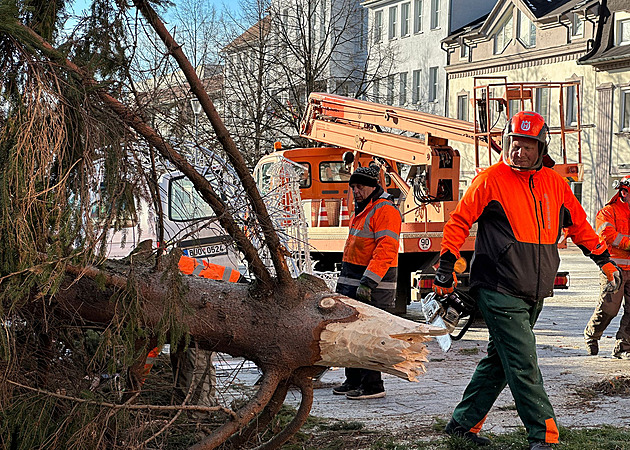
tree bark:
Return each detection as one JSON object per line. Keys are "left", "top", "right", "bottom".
{"left": 52, "top": 255, "right": 445, "bottom": 448}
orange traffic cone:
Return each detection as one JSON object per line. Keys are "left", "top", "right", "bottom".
{"left": 317, "top": 199, "right": 329, "bottom": 227}
{"left": 340, "top": 198, "right": 350, "bottom": 227}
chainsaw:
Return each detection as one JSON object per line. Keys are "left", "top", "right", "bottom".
{"left": 420, "top": 289, "right": 477, "bottom": 352}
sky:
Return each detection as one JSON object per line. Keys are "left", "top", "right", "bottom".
{"left": 69, "top": 0, "right": 242, "bottom": 17}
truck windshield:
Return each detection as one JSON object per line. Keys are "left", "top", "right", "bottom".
{"left": 320, "top": 161, "right": 351, "bottom": 182}
{"left": 169, "top": 176, "right": 215, "bottom": 221}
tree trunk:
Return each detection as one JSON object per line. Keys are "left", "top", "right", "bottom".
{"left": 53, "top": 252, "right": 444, "bottom": 448}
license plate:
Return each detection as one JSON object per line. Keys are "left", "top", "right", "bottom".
{"left": 184, "top": 243, "right": 228, "bottom": 258}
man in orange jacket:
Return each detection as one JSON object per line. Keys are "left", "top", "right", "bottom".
{"left": 434, "top": 111, "right": 620, "bottom": 450}
{"left": 331, "top": 165, "right": 402, "bottom": 400}
{"left": 585, "top": 175, "right": 630, "bottom": 358}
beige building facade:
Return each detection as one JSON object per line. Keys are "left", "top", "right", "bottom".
{"left": 441, "top": 0, "right": 627, "bottom": 222}
{"left": 579, "top": 0, "right": 630, "bottom": 213}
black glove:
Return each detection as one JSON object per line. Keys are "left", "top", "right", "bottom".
{"left": 356, "top": 284, "right": 372, "bottom": 303}
{"left": 433, "top": 251, "right": 457, "bottom": 296}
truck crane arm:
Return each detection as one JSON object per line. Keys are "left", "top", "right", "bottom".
{"left": 300, "top": 92, "right": 479, "bottom": 166}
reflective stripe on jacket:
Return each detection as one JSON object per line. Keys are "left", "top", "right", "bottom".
{"left": 596, "top": 198, "right": 630, "bottom": 270}
{"left": 337, "top": 192, "right": 402, "bottom": 307}
{"left": 178, "top": 255, "right": 243, "bottom": 283}
{"left": 442, "top": 161, "right": 606, "bottom": 301}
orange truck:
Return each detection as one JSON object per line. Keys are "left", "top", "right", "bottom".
{"left": 254, "top": 78, "right": 581, "bottom": 313}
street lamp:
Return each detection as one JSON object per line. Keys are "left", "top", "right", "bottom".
{"left": 190, "top": 97, "right": 202, "bottom": 137}
{"left": 190, "top": 97, "right": 202, "bottom": 164}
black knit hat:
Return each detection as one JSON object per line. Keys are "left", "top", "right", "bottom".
{"left": 349, "top": 166, "right": 379, "bottom": 187}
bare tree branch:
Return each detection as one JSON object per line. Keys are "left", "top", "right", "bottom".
{"left": 132, "top": 0, "right": 293, "bottom": 288}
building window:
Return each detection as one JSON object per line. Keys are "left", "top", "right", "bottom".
{"left": 359, "top": 9, "right": 366, "bottom": 50}
{"left": 399, "top": 72, "right": 408, "bottom": 105}
{"left": 414, "top": 0, "right": 423, "bottom": 33}
{"left": 401, "top": 3, "right": 411, "bottom": 36}
{"left": 617, "top": 18, "right": 630, "bottom": 46}
{"left": 572, "top": 181, "right": 583, "bottom": 204}
{"left": 565, "top": 84, "right": 578, "bottom": 127}
{"left": 517, "top": 10, "right": 536, "bottom": 48}
{"left": 412, "top": 69, "right": 421, "bottom": 103}
{"left": 374, "top": 10, "right": 383, "bottom": 43}
{"left": 386, "top": 75, "right": 395, "bottom": 105}
{"left": 460, "top": 42, "right": 469, "bottom": 58}
{"left": 319, "top": 1, "right": 326, "bottom": 42}
{"left": 570, "top": 12, "right": 584, "bottom": 38}
{"left": 457, "top": 94, "right": 468, "bottom": 121}
{"left": 494, "top": 13, "right": 513, "bottom": 54}
{"left": 535, "top": 87, "right": 550, "bottom": 123}
{"left": 428, "top": 66, "right": 438, "bottom": 102}
{"left": 373, "top": 79, "right": 380, "bottom": 102}
{"left": 621, "top": 89, "right": 630, "bottom": 132}
{"left": 509, "top": 99, "right": 522, "bottom": 117}
{"left": 430, "top": 0, "right": 440, "bottom": 29}
{"left": 389, "top": 6, "right": 398, "bottom": 39}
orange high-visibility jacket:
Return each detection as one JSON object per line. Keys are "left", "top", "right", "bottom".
{"left": 596, "top": 196, "right": 630, "bottom": 270}
{"left": 442, "top": 161, "right": 607, "bottom": 301}
{"left": 337, "top": 191, "right": 402, "bottom": 307}
{"left": 178, "top": 255, "right": 244, "bottom": 283}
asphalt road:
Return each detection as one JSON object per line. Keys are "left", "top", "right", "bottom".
{"left": 289, "top": 244, "right": 630, "bottom": 436}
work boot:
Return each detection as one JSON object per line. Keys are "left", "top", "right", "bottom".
{"left": 529, "top": 442, "right": 552, "bottom": 449}
{"left": 613, "top": 351, "right": 630, "bottom": 359}
{"left": 586, "top": 341, "right": 598, "bottom": 356}
{"left": 332, "top": 383, "right": 357, "bottom": 395}
{"left": 345, "top": 386, "right": 386, "bottom": 400}
{"left": 444, "top": 417, "right": 491, "bottom": 446}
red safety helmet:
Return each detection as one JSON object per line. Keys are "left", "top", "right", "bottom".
{"left": 608, "top": 175, "right": 630, "bottom": 205}
{"left": 502, "top": 111, "right": 550, "bottom": 170}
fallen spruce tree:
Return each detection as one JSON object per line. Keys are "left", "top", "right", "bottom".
{"left": 0, "top": 1, "right": 445, "bottom": 448}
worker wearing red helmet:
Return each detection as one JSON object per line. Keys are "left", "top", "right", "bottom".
{"left": 434, "top": 111, "right": 619, "bottom": 450}
{"left": 584, "top": 175, "right": 630, "bottom": 358}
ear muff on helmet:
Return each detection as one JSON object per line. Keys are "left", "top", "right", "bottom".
{"left": 613, "top": 175, "right": 630, "bottom": 190}
{"left": 502, "top": 111, "right": 550, "bottom": 170}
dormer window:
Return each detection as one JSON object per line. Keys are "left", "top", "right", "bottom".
{"left": 461, "top": 42, "right": 469, "bottom": 58}
{"left": 618, "top": 18, "right": 630, "bottom": 46}
{"left": 494, "top": 12, "right": 513, "bottom": 54}
{"left": 517, "top": 10, "right": 536, "bottom": 48}
{"left": 621, "top": 88, "right": 630, "bottom": 132}
{"left": 570, "top": 12, "right": 583, "bottom": 38}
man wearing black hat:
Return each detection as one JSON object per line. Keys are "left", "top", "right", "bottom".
{"left": 332, "top": 165, "right": 402, "bottom": 400}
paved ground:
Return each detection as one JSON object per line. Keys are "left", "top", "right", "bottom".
{"left": 284, "top": 244, "right": 630, "bottom": 436}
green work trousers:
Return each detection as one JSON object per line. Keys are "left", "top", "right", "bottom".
{"left": 452, "top": 288, "right": 558, "bottom": 444}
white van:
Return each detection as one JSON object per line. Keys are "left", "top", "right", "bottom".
{"left": 95, "top": 145, "right": 246, "bottom": 273}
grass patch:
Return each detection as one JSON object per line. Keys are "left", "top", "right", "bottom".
{"left": 370, "top": 438, "right": 414, "bottom": 449}
{"left": 432, "top": 416, "right": 448, "bottom": 432}
{"left": 297, "top": 419, "right": 630, "bottom": 449}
